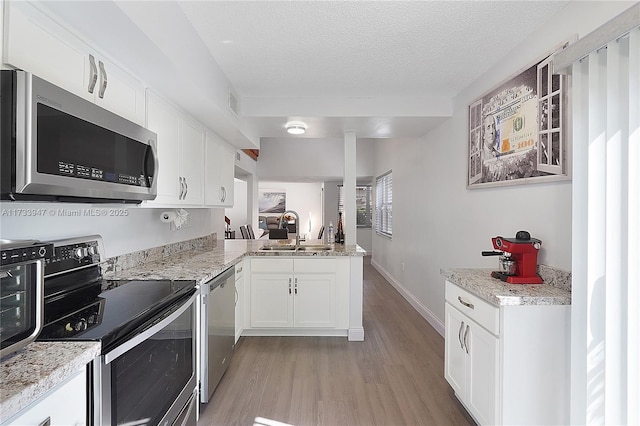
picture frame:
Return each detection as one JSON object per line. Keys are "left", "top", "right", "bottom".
{"left": 467, "top": 50, "right": 571, "bottom": 189}
{"left": 258, "top": 190, "right": 286, "bottom": 213}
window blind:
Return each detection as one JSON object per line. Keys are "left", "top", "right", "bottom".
{"left": 375, "top": 172, "right": 392, "bottom": 237}
{"left": 338, "top": 185, "right": 372, "bottom": 228}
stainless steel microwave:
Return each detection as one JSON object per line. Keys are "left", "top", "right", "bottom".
{"left": 1, "top": 70, "right": 157, "bottom": 203}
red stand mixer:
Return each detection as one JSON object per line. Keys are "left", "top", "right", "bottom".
{"left": 482, "top": 231, "right": 543, "bottom": 284}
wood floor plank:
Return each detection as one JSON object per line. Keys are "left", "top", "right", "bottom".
{"left": 198, "top": 259, "right": 475, "bottom": 426}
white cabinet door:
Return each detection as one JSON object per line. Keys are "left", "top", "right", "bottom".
{"left": 445, "top": 302, "right": 499, "bottom": 426}
{"left": 204, "top": 131, "right": 235, "bottom": 207}
{"left": 145, "top": 91, "right": 204, "bottom": 206}
{"left": 444, "top": 303, "right": 466, "bottom": 396}
{"left": 466, "top": 319, "right": 499, "bottom": 426}
{"left": 3, "top": 1, "right": 145, "bottom": 125}
{"left": 179, "top": 118, "right": 205, "bottom": 205}
{"left": 4, "top": 1, "right": 89, "bottom": 100}
{"left": 146, "top": 92, "right": 181, "bottom": 203}
{"left": 250, "top": 273, "right": 293, "bottom": 328}
{"left": 293, "top": 273, "right": 336, "bottom": 328}
{"left": 4, "top": 369, "right": 86, "bottom": 426}
{"left": 91, "top": 55, "right": 145, "bottom": 125}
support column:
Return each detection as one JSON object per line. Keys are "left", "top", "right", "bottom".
{"left": 343, "top": 131, "right": 357, "bottom": 245}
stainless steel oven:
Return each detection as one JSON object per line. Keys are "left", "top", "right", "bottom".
{"left": 37, "top": 235, "right": 197, "bottom": 426}
{"left": 0, "top": 240, "right": 52, "bottom": 359}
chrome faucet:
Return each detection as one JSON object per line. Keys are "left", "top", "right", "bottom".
{"left": 279, "top": 210, "right": 300, "bottom": 248}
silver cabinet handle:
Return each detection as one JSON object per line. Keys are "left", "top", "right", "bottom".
{"left": 458, "top": 296, "right": 474, "bottom": 310}
{"left": 88, "top": 54, "right": 98, "bottom": 93}
{"left": 38, "top": 417, "right": 51, "bottom": 426}
{"left": 178, "top": 177, "right": 185, "bottom": 199}
{"left": 235, "top": 287, "right": 238, "bottom": 306}
{"left": 184, "top": 178, "right": 189, "bottom": 199}
{"left": 294, "top": 277, "right": 298, "bottom": 295}
{"left": 458, "top": 321, "right": 465, "bottom": 350}
{"left": 463, "top": 325, "right": 470, "bottom": 354}
{"left": 98, "top": 60, "right": 108, "bottom": 98}
{"left": 288, "top": 277, "right": 292, "bottom": 294}
{"left": 221, "top": 186, "right": 226, "bottom": 202}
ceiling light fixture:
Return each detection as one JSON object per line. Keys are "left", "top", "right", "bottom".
{"left": 286, "top": 121, "right": 307, "bottom": 135}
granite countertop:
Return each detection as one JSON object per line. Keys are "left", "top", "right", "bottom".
{"left": 103, "top": 239, "right": 366, "bottom": 284}
{"left": 441, "top": 268, "right": 571, "bottom": 306}
{"left": 0, "top": 341, "right": 101, "bottom": 423}
{"left": 0, "top": 237, "right": 364, "bottom": 420}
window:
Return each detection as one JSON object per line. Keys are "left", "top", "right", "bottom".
{"left": 375, "top": 171, "right": 392, "bottom": 237}
{"left": 338, "top": 185, "right": 372, "bottom": 228}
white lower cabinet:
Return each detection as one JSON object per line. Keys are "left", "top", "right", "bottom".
{"left": 249, "top": 258, "right": 338, "bottom": 329}
{"left": 445, "top": 302, "right": 498, "bottom": 425}
{"left": 4, "top": 368, "right": 86, "bottom": 426}
{"left": 444, "top": 280, "right": 569, "bottom": 425}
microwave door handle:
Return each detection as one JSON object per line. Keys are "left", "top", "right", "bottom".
{"left": 98, "top": 61, "right": 108, "bottom": 99}
{"left": 88, "top": 55, "right": 98, "bottom": 94}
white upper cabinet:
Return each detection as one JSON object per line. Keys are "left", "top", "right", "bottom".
{"left": 204, "top": 131, "right": 235, "bottom": 207}
{"left": 145, "top": 91, "right": 204, "bottom": 206}
{"left": 2, "top": 1, "right": 145, "bottom": 125}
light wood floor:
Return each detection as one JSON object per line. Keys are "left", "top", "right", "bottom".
{"left": 198, "top": 258, "right": 475, "bottom": 426}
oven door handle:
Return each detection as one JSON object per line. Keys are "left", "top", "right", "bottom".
{"left": 103, "top": 293, "right": 195, "bottom": 364}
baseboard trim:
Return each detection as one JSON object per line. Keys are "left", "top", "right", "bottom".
{"left": 370, "top": 259, "right": 445, "bottom": 337}
{"left": 348, "top": 328, "right": 365, "bottom": 341}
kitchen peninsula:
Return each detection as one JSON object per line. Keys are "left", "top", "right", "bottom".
{"left": 0, "top": 235, "right": 366, "bottom": 424}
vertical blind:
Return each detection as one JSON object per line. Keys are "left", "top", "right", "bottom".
{"left": 375, "top": 171, "right": 392, "bottom": 236}
{"left": 561, "top": 19, "right": 639, "bottom": 425}
{"left": 338, "top": 185, "right": 372, "bottom": 228}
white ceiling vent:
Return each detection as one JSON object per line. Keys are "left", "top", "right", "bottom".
{"left": 235, "top": 151, "right": 241, "bottom": 161}
{"left": 228, "top": 89, "right": 239, "bottom": 118}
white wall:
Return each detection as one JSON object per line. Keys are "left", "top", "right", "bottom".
{"left": 225, "top": 178, "right": 248, "bottom": 236}
{"left": 258, "top": 181, "right": 323, "bottom": 240}
{"left": 0, "top": 202, "right": 224, "bottom": 258}
{"left": 257, "top": 137, "right": 374, "bottom": 180}
{"left": 371, "top": 1, "right": 635, "bottom": 329}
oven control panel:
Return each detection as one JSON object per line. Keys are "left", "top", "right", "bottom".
{"left": 44, "top": 235, "right": 105, "bottom": 276}
{"left": 0, "top": 242, "right": 53, "bottom": 266}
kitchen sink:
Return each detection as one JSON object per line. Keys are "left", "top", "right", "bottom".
{"left": 259, "top": 244, "right": 332, "bottom": 251}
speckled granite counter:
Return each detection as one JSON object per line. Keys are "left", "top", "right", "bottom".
{"left": 0, "top": 341, "right": 101, "bottom": 423}
{"left": 441, "top": 268, "right": 571, "bottom": 306}
{"left": 0, "top": 236, "right": 364, "bottom": 421}
{"left": 103, "top": 239, "right": 366, "bottom": 284}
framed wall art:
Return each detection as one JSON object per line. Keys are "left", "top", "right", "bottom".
{"left": 258, "top": 189, "right": 286, "bottom": 213}
{"left": 468, "top": 53, "right": 570, "bottom": 188}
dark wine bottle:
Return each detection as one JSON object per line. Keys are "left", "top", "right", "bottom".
{"left": 336, "top": 212, "right": 344, "bottom": 244}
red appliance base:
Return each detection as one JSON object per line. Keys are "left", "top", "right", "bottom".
{"left": 491, "top": 271, "right": 543, "bottom": 284}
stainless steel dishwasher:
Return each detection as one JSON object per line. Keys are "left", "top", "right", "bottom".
{"left": 200, "top": 267, "right": 236, "bottom": 403}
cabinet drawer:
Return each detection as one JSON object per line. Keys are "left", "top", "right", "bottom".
{"left": 294, "top": 258, "right": 336, "bottom": 273}
{"left": 445, "top": 281, "right": 499, "bottom": 335}
{"left": 251, "top": 258, "right": 293, "bottom": 273}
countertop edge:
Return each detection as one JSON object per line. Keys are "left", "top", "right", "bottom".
{"left": 441, "top": 268, "right": 572, "bottom": 307}
{"left": 0, "top": 341, "right": 101, "bottom": 423}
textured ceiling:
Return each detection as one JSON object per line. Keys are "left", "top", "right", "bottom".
{"left": 179, "top": 1, "right": 570, "bottom": 99}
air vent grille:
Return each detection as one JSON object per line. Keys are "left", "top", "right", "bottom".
{"left": 236, "top": 151, "right": 241, "bottom": 161}
{"left": 228, "top": 89, "right": 239, "bottom": 117}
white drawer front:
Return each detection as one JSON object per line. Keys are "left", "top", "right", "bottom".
{"left": 445, "top": 281, "right": 499, "bottom": 335}
{"left": 294, "top": 258, "right": 337, "bottom": 273}
{"left": 251, "top": 258, "right": 293, "bottom": 273}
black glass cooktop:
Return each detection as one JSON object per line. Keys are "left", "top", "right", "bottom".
{"left": 39, "top": 279, "right": 196, "bottom": 354}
